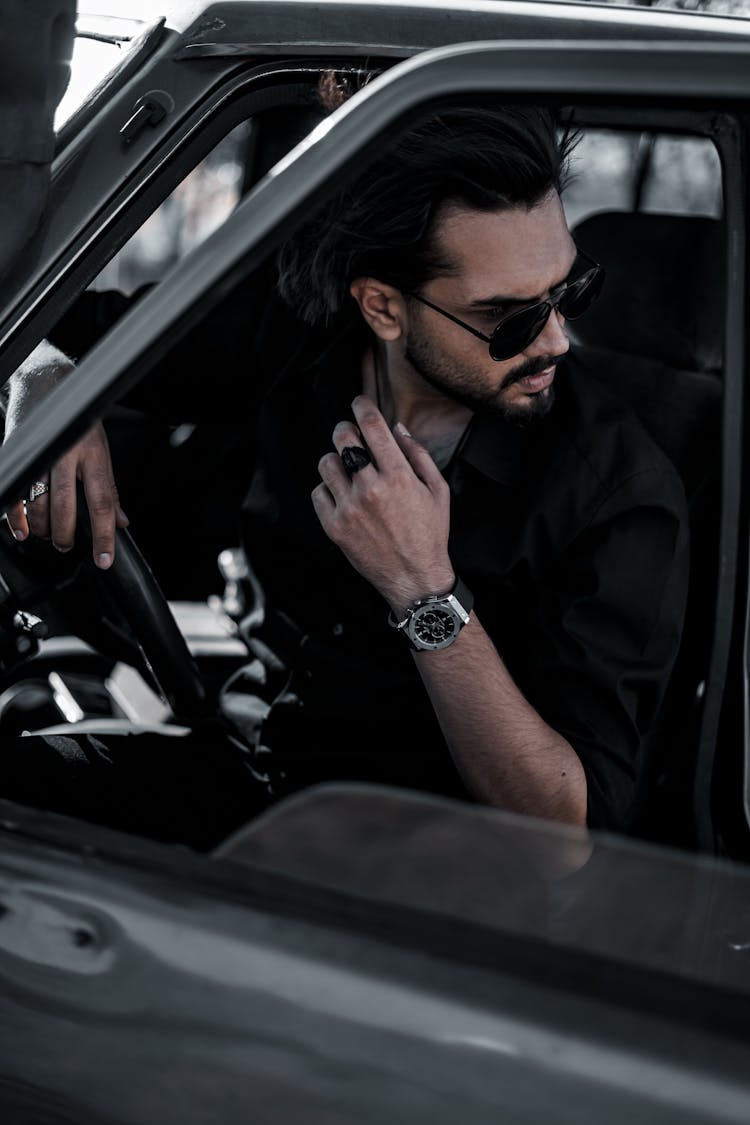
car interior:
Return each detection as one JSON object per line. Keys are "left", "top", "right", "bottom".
{"left": 0, "top": 71, "right": 743, "bottom": 862}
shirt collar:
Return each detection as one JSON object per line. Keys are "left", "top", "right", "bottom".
{"left": 306, "top": 319, "right": 548, "bottom": 492}
{"left": 455, "top": 409, "right": 526, "bottom": 490}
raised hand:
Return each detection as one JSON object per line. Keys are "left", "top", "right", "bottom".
{"left": 312, "top": 395, "right": 454, "bottom": 615}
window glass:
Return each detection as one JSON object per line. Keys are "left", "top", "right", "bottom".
{"left": 642, "top": 135, "right": 722, "bottom": 214}
{"left": 564, "top": 131, "right": 639, "bottom": 227}
{"left": 91, "top": 122, "right": 251, "bottom": 293}
{"left": 564, "top": 129, "right": 721, "bottom": 226}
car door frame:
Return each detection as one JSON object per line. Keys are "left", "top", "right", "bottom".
{"left": 0, "top": 36, "right": 746, "bottom": 850}
{"left": 2, "top": 0, "right": 750, "bottom": 377}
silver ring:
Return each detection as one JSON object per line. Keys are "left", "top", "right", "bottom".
{"left": 28, "top": 480, "right": 50, "bottom": 503}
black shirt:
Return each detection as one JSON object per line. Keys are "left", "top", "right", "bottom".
{"left": 51, "top": 290, "right": 689, "bottom": 832}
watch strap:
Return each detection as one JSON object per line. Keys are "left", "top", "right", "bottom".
{"left": 447, "top": 575, "right": 473, "bottom": 620}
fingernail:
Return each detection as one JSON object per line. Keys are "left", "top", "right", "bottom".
{"left": 53, "top": 542, "right": 72, "bottom": 553}
{"left": 11, "top": 528, "right": 26, "bottom": 541}
{"left": 394, "top": 422, "right": 412, "bottom": 438}
{"left": 96, "top": 552, "right": 112, "bottom": 569}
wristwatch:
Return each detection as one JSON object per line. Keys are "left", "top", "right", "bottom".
{"left": 388, "top": 577, "right": 473, "bottom": 651}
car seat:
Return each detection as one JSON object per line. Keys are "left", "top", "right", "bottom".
{"left": 570, "top": 210, "right": 724, "bottom": 849}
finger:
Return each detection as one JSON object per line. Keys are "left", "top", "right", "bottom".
{"left": 351, "top": 395, "right": 406, "bottom": 474}
{"left": 5, "top": 501, "right": 29, "bottom": 542}
{"left": 112, "top": 483, "right": 129, "bottom": 529}
{"left": 393, "top": 422, "right": 447, "bottom": 493}
{"left": 330, "top": 421, "right": 376, "bottom": 480}
{"left": 82, "top": 462, "right": 117, "bottom": 569}
{"left": 311, "top": 481, "right": 335, "bottom": 523}
{"left": 331, "top": 421, "right": 370, "bottom": 457}
{"left": 317, "top": 451, "right": 351, "bottom": 504}
{"left": 48, "top": 458, "right": 78, "bottom": 553}
{"left": 24, "top": 475, "right": 51, "bottom": 540}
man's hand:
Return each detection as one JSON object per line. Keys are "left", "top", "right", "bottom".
{"left": 4, "top": 342, "right": 128, "bottom": 568}
{"left": 312, "top": 395, "right": 454, "bottom": 614}
{"left": 5, "top": 421, "right": 128, "bottom": 569}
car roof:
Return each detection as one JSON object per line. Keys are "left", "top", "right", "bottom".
{"left": 159, "top": 0, "right": 750, "bottom": 53}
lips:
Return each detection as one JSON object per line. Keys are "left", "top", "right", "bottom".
{"left": 517, "top": 365, "right": 556, "bottom": 394}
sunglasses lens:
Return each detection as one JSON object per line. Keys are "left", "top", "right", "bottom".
{"left": 487, "top": 260, "right": 604, "bottom": 361}
{"left": 489, "top": 304, "right": 551, "bottom": 361}
{"left": 558, "top": 267, "right": 604, "bottom": 320}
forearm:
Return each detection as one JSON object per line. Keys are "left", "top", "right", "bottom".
{"left": 413, "top": 613, "right": 588, "bottom": 827}
{"left": 311, "top": 399, "right": 587, "bottom": 825}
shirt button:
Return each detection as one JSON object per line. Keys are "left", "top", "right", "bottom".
{"left": 332, "top": 623, "right": 344, "bottom": 636}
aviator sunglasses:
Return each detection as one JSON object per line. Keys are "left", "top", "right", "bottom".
{"left": 407, "top": 248, "right": 605, "bottom": 362}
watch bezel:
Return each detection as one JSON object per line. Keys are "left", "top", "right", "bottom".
{"left": 405, "top": 595, "right": 465, "bottom": 651}
{"left": 389, "top": 579, "right": 473, "bottom": 651}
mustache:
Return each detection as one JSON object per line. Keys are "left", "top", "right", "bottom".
{"left": 501, "top": 353, "right": 567, "bottom": 390}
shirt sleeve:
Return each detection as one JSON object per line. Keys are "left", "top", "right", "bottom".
{"left": 521, "top": 465, "right": 690, "bottom": 833}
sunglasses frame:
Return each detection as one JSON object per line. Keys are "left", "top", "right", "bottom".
{"left": 406, "top": 247, "right": 604, "bottom": 362}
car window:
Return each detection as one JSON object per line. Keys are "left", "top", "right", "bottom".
{"left": 564, "top": 129, "right": 722, "bottom": 226}
{"left": 0, "top": 32, "right": 737, "bottom": 868}
{"left": 89, "top": 119, "right": 723, "bottom": 295}
{"left": 91, "top": 122, "right": 252, "bottom": 293}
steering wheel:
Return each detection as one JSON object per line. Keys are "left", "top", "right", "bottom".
{"left": 81, "top": 523, "right": 208, "bottom": 720}
{"left": 0, "top": 514, "right": 208, "bottom": 722}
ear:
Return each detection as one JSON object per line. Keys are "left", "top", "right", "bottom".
{"left": 349, "top": 277, "right": 406, "bottom": 341}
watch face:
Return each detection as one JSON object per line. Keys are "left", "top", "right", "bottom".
{"left": 410, "top": 602, "right": 461, "bottom": 650}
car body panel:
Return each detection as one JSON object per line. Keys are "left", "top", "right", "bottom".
{"left": 172, "top": 0, "right": 750, "bottom": 54}
{"left": 2, "top": 788, "right": 750, "bottom": 1123}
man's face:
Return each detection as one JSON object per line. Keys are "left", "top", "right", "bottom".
{"left": 403, "top": 191, "right": 576, "bottom": 422}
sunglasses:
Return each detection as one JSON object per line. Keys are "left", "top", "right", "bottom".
{"left": 407, "top": 249, "right": 604, "bottom": 362}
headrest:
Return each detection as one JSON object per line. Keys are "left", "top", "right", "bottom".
{"left": 572, "top": 212, "right": 724, "bottom": 375}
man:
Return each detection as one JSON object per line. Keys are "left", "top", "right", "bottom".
{"left": 0, "top": 0, "right": 75, "bottom": 286}
{"left": 2, "top": 104, "right": 689, "bottom": 845}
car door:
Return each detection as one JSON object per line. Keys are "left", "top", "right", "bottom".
{"left": 1, "top": 24, "right": 747, "bottom": 839}
{"left": 1, "top": 19, "right": 750, "bottom": 1124}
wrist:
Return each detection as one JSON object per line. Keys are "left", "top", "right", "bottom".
{"left": 385, "top": 568, "right": 456, "bottom": 620}
{"left": 388, "top": 575, "right": 473, "bottom": 652}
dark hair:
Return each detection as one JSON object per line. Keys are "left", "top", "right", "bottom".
{"left": 277, "top": 103, "right": 578, "bottom": 326}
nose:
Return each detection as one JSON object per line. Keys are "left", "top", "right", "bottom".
{"left": 524, "top": 306, "right": 569, "bottom": 359}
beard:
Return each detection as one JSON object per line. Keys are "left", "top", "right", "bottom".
{"left": 404, "top": 328, "right": 564, "bottom": 425}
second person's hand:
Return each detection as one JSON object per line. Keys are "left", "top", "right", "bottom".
{"left": 5, "top": 421, "right": 129, "bottom": 568}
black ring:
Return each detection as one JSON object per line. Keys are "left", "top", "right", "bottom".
{"left": 341, "top": 446, "right": 372, "bottom": 477}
